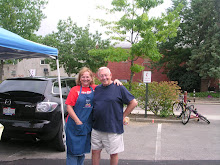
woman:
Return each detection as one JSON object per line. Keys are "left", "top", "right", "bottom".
{"left": 65, "top": 67, "right": 121, "bottom": 165}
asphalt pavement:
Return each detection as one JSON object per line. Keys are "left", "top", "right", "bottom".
{"left": 1, "top": 159, "right": 220, "bottom": 165}
{"left": 0, "top": 97, "right": 220, "bottom": 165}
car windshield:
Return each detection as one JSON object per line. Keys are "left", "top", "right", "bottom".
{"left": 0, "top": 79, "right": 47, "bottom": 94}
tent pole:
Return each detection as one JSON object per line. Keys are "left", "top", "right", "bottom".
{"left": 56, "top": 57, "right": 66, "bottom": 149}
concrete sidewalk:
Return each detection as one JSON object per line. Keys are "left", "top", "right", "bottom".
{"left": 129, "top": 98, "right": 220, "bottom": 123}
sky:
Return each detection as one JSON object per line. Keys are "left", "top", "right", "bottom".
{"left": 37, "top": 0, "right": 173, "bottom": 37}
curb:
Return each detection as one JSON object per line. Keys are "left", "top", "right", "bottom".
{"left": 188, "top": 102, "right": 220, "bottom": 105}
{"left": 130, "top": 117, "right": 181, "bottom": 123}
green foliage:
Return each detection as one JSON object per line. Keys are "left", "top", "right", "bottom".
{"left": 178, "top": 72, "right": 201, "bottom": 92}
{"left": 89, "top": 47, "right": 129, "bottom": 62}
{"left": 0, "top": 0, "right": 48, "bottom": 81}
{"left": 186, "top": 0, "right": 220, "bottom": 79}
{"left": 152, "top": 0, "right": 191, "bottom": 72}
{"left": 90, "top": 0, "right": 183, "bottom": 88}
{"left": 189, "top": 92, "right": 220, "bottom": 98}
{"left": 124, "top": 82, "right": 146, "bottom": 108}
{"left": 0, "top": 0, "right": 48, "bottom": 39}
{"left": 124, "top": 81, "right": 181, "bottom": 117}
{"left": 148, "top": 81, "right": 181, "bottom": 117}
{"left": 94, "top": 77, "right": 101, "bottom": 85}
{"left": 41, "top": 17, "right": 110, "bottom": 76}
{"left": 167, "top": 66, "right": 201, "bottom": 92}
{"left": 130, "top": 64, "right": 145, "bottom": 73}
{"left": 153, "top": 0, "right": 220, "bottom": 92}
{"left": 156, "top": 0, "right": 220, "bottom": 80}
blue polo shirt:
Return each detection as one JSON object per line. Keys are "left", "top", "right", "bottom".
{"left": 92, "top": 83, "right": 135, "bottom": 134}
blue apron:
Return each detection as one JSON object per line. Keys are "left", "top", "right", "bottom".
{"left": 66, "top": 86, "right": 94, "bottom": 155}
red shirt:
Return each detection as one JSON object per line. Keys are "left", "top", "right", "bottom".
{"left": 65, "top": 84, "right": 97, "bottom": 106}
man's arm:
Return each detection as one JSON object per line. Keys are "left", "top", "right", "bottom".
{"left": 123, "top": 99, "right": 138, "bottom": 120}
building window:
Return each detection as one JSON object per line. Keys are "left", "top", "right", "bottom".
{"left": 11, "top": 70, "right": 16, "bottom": 76}
{"left": 40, "top": 59, "right": 49, "bottom": 65}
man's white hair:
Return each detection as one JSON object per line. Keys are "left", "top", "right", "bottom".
{"left": 98, "top": 67, "right": 111, "bottom": 77}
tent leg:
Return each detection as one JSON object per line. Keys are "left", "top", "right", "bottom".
{"left": 56, "top": 58, "right": 66, "bottom": 150}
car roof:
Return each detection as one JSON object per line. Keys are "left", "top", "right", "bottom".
{"left": 5, "top": 77, "right": 75, "bottom": 81}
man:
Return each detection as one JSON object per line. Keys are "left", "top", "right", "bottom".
{"left": 92, "top": 67, "right": 138, "bottom": 165}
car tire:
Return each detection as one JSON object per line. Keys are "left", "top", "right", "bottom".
{"left": 53, "top": 123, "right": 66, "bottom": 152}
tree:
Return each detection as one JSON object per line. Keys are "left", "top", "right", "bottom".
{"left": 154, "top": 0, "right": 190, "bottom": 72}
{"left": 0, "top": 0, "right": 47, "bottom": 39}
{"left": 153, "top": 0, "right": 220, "bottom": 92}
{"left": 42, "top": 17, "right": 110, "bottom": 76}
{"left": 89, "top": 0, "right": 183, "bottom": 90}
{"left": 151, "top": 0, "right": 195, "bottom": 91}
{"left": 167, "top": 65, "right": 201, "bottom": 92}
{"left": 186, "top": 0, "right": 220, "bottom": 84}
{"left": 0, "top": 0, "right": 48, "bottom": 81}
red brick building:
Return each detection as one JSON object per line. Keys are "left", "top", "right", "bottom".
{"left": 107, "top": 58, "right": 169, "bottom": 83}
{"left": 107, "top": 59, "right": 219, "bottom": 91}
{"left": 104, "top": 42, "right": 219, "bottom": 92}
{"left": 105, "top": 42, "right": 169, "bottom": 83}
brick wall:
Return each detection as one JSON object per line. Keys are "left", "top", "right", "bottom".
{"left": 107, "top": 58, "right": 169, "bottom": 83}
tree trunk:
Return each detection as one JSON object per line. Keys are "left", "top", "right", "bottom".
{"left": 129, "top": 60, "right": 134, "bottom": 91}
{"left": 200, "top": 78, "right": 209, "bottom": 92}
{"left": 0, "top": 60, "right": 4, "bottom": 82}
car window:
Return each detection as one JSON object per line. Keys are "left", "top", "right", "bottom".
{"left": 0, "top": 79, "right": 47, "bottom": 94}
{"left": 66, "top": 79, "right": 76, "bottom": 90}
{"left": 53, "top": 80, "right": 69, "bottom": 96}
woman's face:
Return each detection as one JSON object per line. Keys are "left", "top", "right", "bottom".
{"left": 80, "top": 71, "right": 92, "bottom": 87}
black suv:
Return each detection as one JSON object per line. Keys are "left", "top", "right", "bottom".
{"left": 0, "top": 77, "right": 76, "bottom": 151}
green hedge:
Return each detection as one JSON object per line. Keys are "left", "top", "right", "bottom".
{"left": 189, "top": 92, "right": 220, "bottom": 98}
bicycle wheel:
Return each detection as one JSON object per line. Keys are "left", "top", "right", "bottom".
{"left": 173, "top": 102, "right": 182, "bottom": 117}
{"left": 182, "top": 107, "right": 191, "bottom": 125}
{"left": 198, "top": 115, "right": 210, "bottom": 124}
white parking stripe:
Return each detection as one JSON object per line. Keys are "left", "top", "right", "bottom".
{"left": 202, "top": 115, "right": 220, "bottom": 120}
{"left": 155, "top": 123, "right": 162, "bottom": 161}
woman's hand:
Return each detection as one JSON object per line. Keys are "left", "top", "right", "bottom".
{"left": 113, "top": 79, "right": 123, "bottom": 86}
{"left": 67, "top": 105, "right": 83, "bottom": 125}
{"left": 75, "top": 120, "right": 83, "bottom": 125}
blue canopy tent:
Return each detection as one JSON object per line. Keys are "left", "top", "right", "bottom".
{"left": 0, "top": 27, "right": 66, "bottom": 145}
{"left": 0, "top": 27, "right": 58, "bottom": 59}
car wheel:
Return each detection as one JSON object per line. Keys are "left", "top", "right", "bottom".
{"left": 53, "top": 123, "right": 66, "bottom": 152}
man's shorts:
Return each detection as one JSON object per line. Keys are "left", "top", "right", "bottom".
{"left": 91, "top": 129, "right": 124, "bottom": 154}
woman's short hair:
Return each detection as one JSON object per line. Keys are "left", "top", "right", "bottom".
{"left": 76, "top": 67, "right": 95, "bottom": 86}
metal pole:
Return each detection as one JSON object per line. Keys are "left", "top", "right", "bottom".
{"left": 184, "top": 91, "right": 187, "bottom": 103}
{"left": 56, "top": 58, "right": 66, "bottom": 149}
{"left": 145, "top": 83, "right": 148, "bottom": 118}
{"left": 193, "top": 89, "right": 195, "bottom": 102}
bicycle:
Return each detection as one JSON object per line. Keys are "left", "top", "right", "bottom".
{"left": 173, "top": 99, "right": 210, "bottom": 125}
{"left": 172, "top": 98, "right": 190, "bottom": 124}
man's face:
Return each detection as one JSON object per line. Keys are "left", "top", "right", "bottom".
{"left": 98, "top": 68, "right": 112, "bottom": 86}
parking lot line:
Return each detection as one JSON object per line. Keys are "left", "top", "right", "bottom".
{"left": 155, "top": 123, "right": 162, "bottom": 161}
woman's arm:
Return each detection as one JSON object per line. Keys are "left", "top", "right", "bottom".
{"left": 66, "top": 105, "right": 83, "bottom": 125}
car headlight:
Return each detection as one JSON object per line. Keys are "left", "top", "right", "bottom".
{"left": 36, "top": 102, "right": 58, "bottom": 112}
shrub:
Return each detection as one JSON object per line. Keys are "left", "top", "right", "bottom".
{"left": 125, "top": 81, "right": 181, "bottom": 117}
{"left": 124, "top": 82, "right": 146, "bottom": 108}
{"left": 148, "top": 81, "right": 181, "bottom": 117}
{"left": 189, "top": 91, "right": 220, "bottom": 98}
